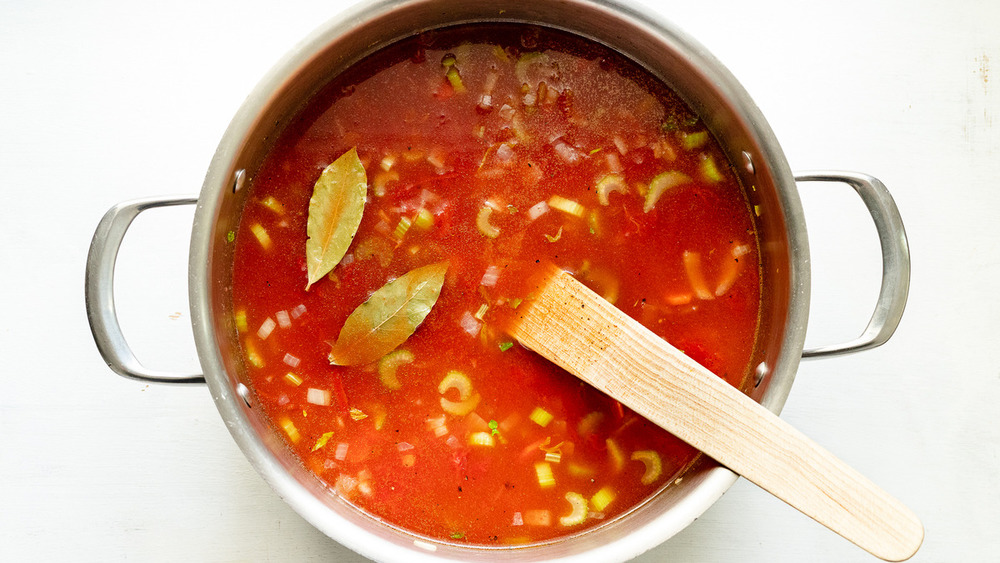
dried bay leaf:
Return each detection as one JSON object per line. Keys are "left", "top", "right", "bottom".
{"left": 305, "top": 148, "right": 367, "bottom": 290}
{"left": 329, "top": 261, "right": 449, "bottom": 366}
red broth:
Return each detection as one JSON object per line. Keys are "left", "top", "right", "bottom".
{"left": 231, "top": 24, "right": 762, "bottom": 545}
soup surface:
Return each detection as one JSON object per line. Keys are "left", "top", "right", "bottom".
{"left": 231, "top": 24, "right": 762, "bottom": 545}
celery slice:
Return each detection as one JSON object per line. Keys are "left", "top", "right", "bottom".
{"left": 476, "top": 205, "right": 501, "bottom": 238}
{"left": 378, "top": 349, "right": 413, "bottom": 390}
{"left": 595, "top": 174, "right": 628, "bottom": 206}
{"left": 631, "top": 450, "right": 663, "bottom": 485}
{"left": 643, "top": 171, "right": 691, "bottom": 213}
{"left": 559, "top": 492, "right": 588, "bottom": 526}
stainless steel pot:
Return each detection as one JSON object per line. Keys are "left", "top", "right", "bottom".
{"left": 85, "top": 0, "right": 910, "bottom": 560}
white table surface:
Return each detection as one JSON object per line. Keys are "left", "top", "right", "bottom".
{"left": 2, "top": 0, "right": 998, "bottom": 561}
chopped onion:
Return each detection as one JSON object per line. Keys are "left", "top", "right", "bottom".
{"left": 275, "top": 310, "right": 291, "bottom": 328}
{"left": 605, "top": 152, "right": 623, "bottom": 173}
{"left": 283, "top": 353, "right": 300, "bottom": 368}
{"left": 499, "top": 103, "right": 515, "bottom": 121}
{"left": 397, "top": 441, "right": 414, "bottom": 452}
{"left": 613, "top": 135, "right": 628, "bottom": 155}
{"left": 306, "top": 388, "right": 330, "bottom": 406}
{"left": 480, "top": 265, "right": 500, "bottom": 287}
{"left": 527, "top": 201, "right": 549, "bottom": 220}
{"left": 290, "top": 304, "right": 307, "bottom": 319}
{"left": 512, "top": 512, "right": 524, "bottom": 526}
{"left": 257, "top": 317, "right": 276, "bottom": 340}
{"left": 551, "top": 139, "right": 580, "bottom": 164}
{"left": 446, "top": 435, "right": 462, "bottom": 449}
{"left": 682, "top": 251, "right": 715, "bottom": 300}
{"left": 460, "top": 311, "right": 482, "bottom": 337}
{"left": 496, "top": 142, "right": 514, "bottom": 162}
{"left": 334, "top": 442, "right": 349, "bottom": 461}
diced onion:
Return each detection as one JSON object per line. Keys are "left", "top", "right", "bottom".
{"left": 275, "top": 310, "right": 291, "bottom": 328}
{"left": 334, "top": 442, "right": 349, "bottom": 461}
{"left": 551, "top": 140, "right": 580, "bottom": 164}
{"left": 257, "top": 317, "right": 276, "bottom": 340}
{"left": 527, "top": 200, "right": 549, "bottom": 220}
{"left": 523, "top": 510, "right": 552, "bottom": 527}
{"left": 480, "top": 265, "right": 500, "bottom": 287}
{"left": 283, "top": 353, "right": 300, "bottom": 368}
{"left": 559, "top": 492, "right": 588, "bottom": 526}
{"left": 397, "top": 441, "right": 414, "bottom": 452}
{"left": 290, "top": 304, "right": 306, "bottom": 319}
{"left": 459, "top": 311, "right": 482, "bottom": 337}
{"left": 306, "top": 388, "right": 330, "bottom": 406}
{"left": 496, "top": 143, "right": 514, "bottom": 162}
{"left": 511, "top": 512, "right": 524, "bottom": 526}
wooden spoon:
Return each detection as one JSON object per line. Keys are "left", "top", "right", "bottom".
{"left": 495, "top": 263, "right": 923, "bottom": 561}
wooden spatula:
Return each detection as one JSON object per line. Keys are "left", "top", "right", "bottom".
{"left": 495, "top": 263, "right": 922, "bottom": 561}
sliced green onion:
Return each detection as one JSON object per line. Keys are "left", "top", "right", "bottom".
{"left": 643, "top": 171, "right": 691, "bottom": 213}
{"left": 595, "top": 174, "right": 628, "bottom": 206}
{"left": 377, "top": 349, "right": 413, "bottom": 391}
{"left": 499, "top": 341, "right": 514, "bottom": 352}
{"left": 559, "top": 492, "right": 588, "bottom": 526}
{"left": 631, "top": 450, "right": 663, "bottom": 485}
{"left": 474, "top": 303, "right": 489, "bottom": 321}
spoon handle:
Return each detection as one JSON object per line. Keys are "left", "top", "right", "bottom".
{"left": 506, "top": 266, "right": 923, "bottom": 562}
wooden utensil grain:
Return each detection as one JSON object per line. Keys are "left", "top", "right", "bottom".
{"left": 499, "top": 264, "right": 923, "bottom": 562}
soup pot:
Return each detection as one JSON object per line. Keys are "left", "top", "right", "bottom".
{"left": 85, "top": 0, "right": 910, "bottom": 560}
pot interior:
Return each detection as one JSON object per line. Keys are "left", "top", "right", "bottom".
{"left": 189, "top": 0, "right": 808, "bottom": 560}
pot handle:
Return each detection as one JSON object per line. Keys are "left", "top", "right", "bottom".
{"left": 795, "top": 172, "right": 910, "bottom": 359}
{"left": 85, "top": 196, "right": 206, "bottom": 384}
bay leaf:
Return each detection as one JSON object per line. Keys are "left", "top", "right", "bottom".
{"left": 329, "top": 261, "right": 449, "bottom": 366}
{"left": 305, "top": 148, "right": 367, "bottom": 290}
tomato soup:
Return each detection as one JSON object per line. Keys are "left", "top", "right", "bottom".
{"left": 231, "top": 24, "right": 761, "bottom": 545}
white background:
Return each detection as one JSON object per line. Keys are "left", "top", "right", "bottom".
{"left": 2, "top": 0, "right": 998, "bottom": 561}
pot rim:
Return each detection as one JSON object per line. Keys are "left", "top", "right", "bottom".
{"left": 188, "top": 0, "right": 810, "bottom": 560}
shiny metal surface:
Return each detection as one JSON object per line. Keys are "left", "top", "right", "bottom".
{"left": 85, "top": 196, "right": 204, "bottom": 384}
{"left": 797, "top": 172, "right": 910, "bottom": 358}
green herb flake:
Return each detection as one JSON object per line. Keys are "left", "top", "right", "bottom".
{"left": 489, "top": 419, "right": 499, "bottom": 436}
{"left": 499, "top": 341, "right": 514, "bottom": 352}
{"left": 450, "top": 532, "right": 465, "bottom": 540}
{"left": 226, "top": 230, "right": 235, "bottom": 243}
